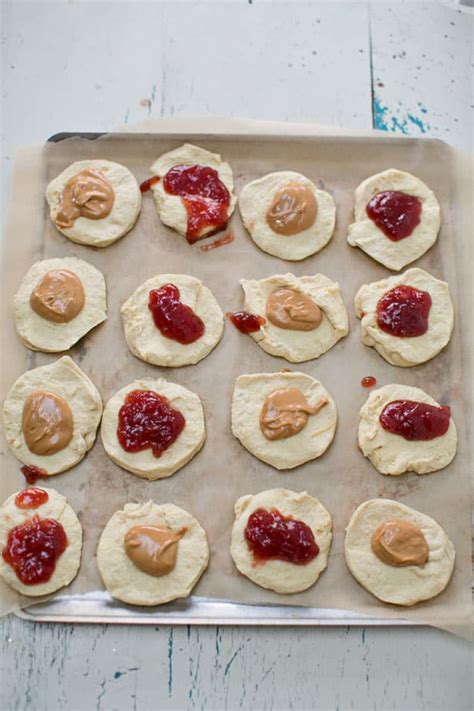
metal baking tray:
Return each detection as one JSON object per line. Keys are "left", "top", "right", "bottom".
{"left": 9, "top": 130, "right": 469, "bottom": 626}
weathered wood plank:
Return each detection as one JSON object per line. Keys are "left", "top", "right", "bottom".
{"left": 370, "top": 1, "right": 472, "bottom": 148}
{"left": 1, "top": 615, "right": 472, "bottom": 711}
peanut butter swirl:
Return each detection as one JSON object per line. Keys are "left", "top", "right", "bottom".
{"left": 124, "top": 525, "right": 186, "bottom": 577}
{"left": 266, "top": 288, "right": 322, "bottom": 331}
{"left": 22, "top": 390, "right": 73, "bottom": 456}
{"left": 371, "top": 519, "right": 429, "bottom": 567}
{"left": 260, "top": 387, "right": 328, "bottom": 441}
{"left": 266, "top": 183, "right": 317, "bottom": 236}
{"left": 55, "top": 168, "right": 115, "bottom": 229}
{"left": 30, "top": 269, "right": 85, "bottom": 323}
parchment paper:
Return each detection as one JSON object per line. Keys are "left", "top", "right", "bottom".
{"left": 1, "top": 120, "right": 472, "bottom": 636}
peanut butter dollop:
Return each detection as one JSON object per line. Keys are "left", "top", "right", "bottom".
{"left": 371, "top": 519, "right": 429, "bottom": 567}
{"left": 266, "top": 288, "right": 322, "bottom": 331}
{"left": 266, "top": 183, "right": 318, "bottom": 236}
{"left": 55, "top": 168, "right": 115, "bottom": 229}
{"left": 260, "top": 388, "right": 328, "bottom": 441}
{"left": 22, "top": 391, "right": 73, "bottom": 455}
{"left": 30, "top": 269, "right": 85, "bottom": 323}
{"left": 124, "top": 525, "right": 186, "bottom": 577}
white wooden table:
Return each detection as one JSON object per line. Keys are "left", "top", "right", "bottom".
{"left": 1, "top": 2, "right": 472, "bottom": 709}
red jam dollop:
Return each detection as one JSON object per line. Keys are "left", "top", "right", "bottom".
{"left": 15, "top": 488, "right": 49, "bottom": 510}
{"left": 226, "top": 311, "right": 266, "bottom": 334}
{"left": 117, "top": 389, "right": 185, "bottom": 458}
{"left": 163, "top": 164, "right": 230, "bottom": 243}
{"left": 376, "top": 285, "right": 432, "bottom": 337}
{"left": 140, "top": 175, "right": 160, "bottom": 193}
{"left": 20, "top": 464, "right": 49, "bottom": 485}
{"left": 148, "top": 284, "right": 205, "bottom": 344}
{"left": 366, "top": 190, "right": 422, "bottom": 240}
{"left": 380, "top": 400, "right": 451, "bottom": 441}
{"left": 2, "top": 516, "right": 68, "bottom": 585}
{"left": 361, "top": 376, "right": 377, "bottom": 388}
{"left": 245, "top": 508, "right": 319, "bottom": 565}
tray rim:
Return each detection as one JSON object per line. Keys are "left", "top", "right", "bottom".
{"left": 10, "top": 129, "right": 471, "bottom": 627}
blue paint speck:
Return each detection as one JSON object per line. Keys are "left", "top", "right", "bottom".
{"left": 373, "top": 93, "right": 430, "bottom": 136}
{"left": 408, "top": 114, "right": 428, "bottom": 133}
{"left": 373, "top": 97, "right": 389, "bottom": 131}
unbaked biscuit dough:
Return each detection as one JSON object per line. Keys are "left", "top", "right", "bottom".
{"left": 3, "top": 356, "right": 102, "bottom": 475}
{"left": 149, "top": 143, "right": 237, "bottom": 238}
{"left": 240, "top": 273, "right": 349, "bottom": 362}
{"left": 230, "top": 488, "right": 332, "bottom": 594}
{"left": 0, "top": 488, "right": 82, "bottom": 596}
{"left": 344, "top": 499, "right": 455, "bottom": 606}
{"left": 231, "top": 372, "right": 337, "bottom": 470}
{"left": 121, "top": 273, "right": 224, "bottom": 367}
{"left": 347, "top": 169, "right": 441, "bottom": 271}
{"left": 46, "top": 159, "right": 141, "bottom": 247}
{"left": 101, "top": 378, "right": 205, "bottom": 480}
{"left": 97, "top": 500, "right": 209, "bottom": 606}
{"left": 354, "top": 268, "right": 453, "bottom": 367}
{"left": 238, "top": 171, "right": 336, "bottom": 260}
{"left": 358, "top": 384, "right": 457, "bottom": 476}
{"left": 14, "top": 257, "right": 107, "bottom": 352}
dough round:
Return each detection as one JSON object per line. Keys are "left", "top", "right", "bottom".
{"left": 347, "top": 169, "right": 440, "bottom": 271}
{"left": 46, "top": 159, "right": 141, "bottom": 247}
{"left": 101, "top": 378, "right": 205, "bottom": 480}
{"left": 238, "top": 171, "right": 336, "bottom": 261}
{"left": 230, "top": 488, "right": 332, "bottom": 594}
{"left": 344, "top": 499, "right": 455, "bottom": 606}
{"left": 354, "top": 268, "right": 453, "bottom": 367}
{"left": 3, "top": 356, "right": 102, "bottom": 475}
{"left": 97, "top": 500, "right": 209, "bottom": 606}
{"left": 14, "top": 257, "right": 107, "bottom": 352}
{"left": 121, "top": 273, "right": 224, "bottom": 367}
{"left": 0, "top": 487, "right": 82, "bottom": 596}
{"left": 240, "top": 272, "right": 349, "bottom": 362}
{"left": 231, "top": 372, "right": 337, "bottom": 470}
{"left": 150, "top": 143, "right": 237, "bottom": 238}
{"left": 358, "top": 384, "right": 457, "bottom": 476}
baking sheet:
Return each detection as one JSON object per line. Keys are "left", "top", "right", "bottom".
{"left": 1, "top": 128, "right": 472, "bottom": 634}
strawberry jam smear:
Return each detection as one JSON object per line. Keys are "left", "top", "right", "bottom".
{"left": 117, "top": 390, "right": 185, "bottom": 458}
{"left": 20, "top": 464, "right": 48, "bottom": 485}
{"left": 377, "top": 285, "right": 432, "bottom": 337}
{"left": 149, "top": 284, "right": 205, "bottom": 344}
{"left": 245, "top": 508, "right": 319, "bottom": 565}
{"left": 15, "top": 488, "right": 49, "bottom": 510}
{"left": 367, "top": 190, "right": 422, "bottom": 241}
{"left": 380, "top": 400, "right": 451, "bottom": 441}
{"left": 226, "top": 311, "right": 266, "bottom": 334}
{"left": 2, "top": 516, "right": 68, "bottom": 585}
{"left": 163, "top": 164, "right": 230, "bottom": 243}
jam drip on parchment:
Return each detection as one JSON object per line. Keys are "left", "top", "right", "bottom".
{"left": 366, "top": 190, "right": 422, "bottom": 241}
{"left": 163, "top": 164, "right": 230, "bottom": 243}
{"left": 245, "top": 508, "right": 319, "bottom": 565}
{"left": 226, "top": 311, "right": 266, "bottom": 334}
{"left": 117, "top": 390, "right": 186, "bottom": 458}
{"left": 20, "top": 465, "right": 49, "bottom": 485}
{"left": 376, "top": 285, "right": 432, "bottom": 337}
{"left": 140, "top": 176, "right": 160, "bottom": 193}
{"left": 380, "top": 400, "right": 451, "bottom": 441}
{"left": 148, "top": 284, "right": 205, "bottom": 344}
{"left": 2, "top": 516, "right": 68, "bottom": 585}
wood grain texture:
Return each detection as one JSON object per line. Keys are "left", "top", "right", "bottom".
{"left": 1, "top": 616, "right": 472, "bottom": 711}
{"left": 1, "top": 1, "right": 472, "bottom": 710}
